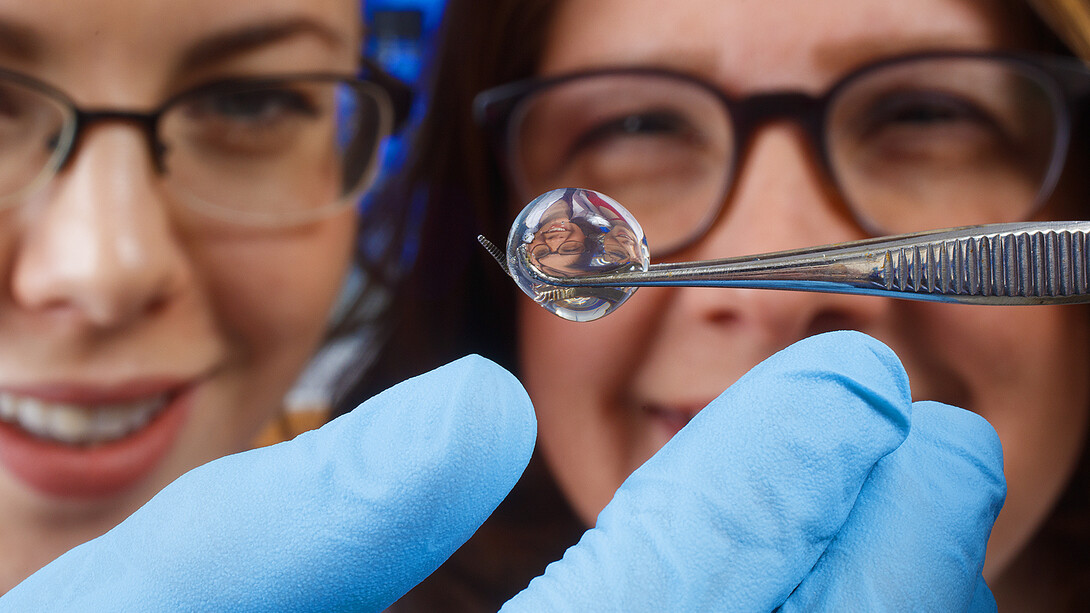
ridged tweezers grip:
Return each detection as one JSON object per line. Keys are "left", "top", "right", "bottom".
{"left": 883, "top": 229, "right": 1089, "bottom": 297}
{"left": 482, "top": 221, "right": 1090, "bottom": 305}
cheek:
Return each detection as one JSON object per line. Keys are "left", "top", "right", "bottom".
{"left": 188, "top": 215, "right": 356, "bottom": 437}
{"left": 981, "top": 309, "right": 1090, "bottom": 577}
{"left": 203, "top": 221, "right": 354, "bottom": 353}
{"left": 890, "top": 303, "right": 1090, "bottom": 576}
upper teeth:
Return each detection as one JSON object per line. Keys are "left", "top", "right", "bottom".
{"left": 0, "top": 392, "right": 168, "bottom": 445}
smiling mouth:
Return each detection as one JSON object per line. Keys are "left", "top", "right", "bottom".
{"left": 0, "top": 392, "right": 171, "bottom": 446}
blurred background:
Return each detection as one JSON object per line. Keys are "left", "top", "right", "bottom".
{"left": 280, "top": 0, "right": 448, "bottom": 417}
{"left": 363, "top": 0, "right": 447, "bottom": 190}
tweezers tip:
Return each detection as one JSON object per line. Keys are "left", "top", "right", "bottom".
{"left": 477, "top": 235, "right": 511, "bottom": 276}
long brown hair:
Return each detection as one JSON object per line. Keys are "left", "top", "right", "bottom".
{"left": 339, "top": 0, "right": 557, "bottom": 409}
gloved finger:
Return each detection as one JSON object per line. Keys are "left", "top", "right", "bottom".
{"left": 1, "top": 355, "right": 536, "bottom": 613}
{"left": 502, "top": 330, "right": 913, "bottom": 612}
{"left": 968, "top": 574, "right": 998, "bottom": 612}
{"left": 779, "top": 401, "right": 1005, "bottom": 611}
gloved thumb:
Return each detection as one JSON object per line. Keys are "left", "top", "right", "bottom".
{"left": 503, "top": 331, "right": 912, "bottom": 611}
{"left": 780, "top": 400, "right": 1005, "bottom": 611}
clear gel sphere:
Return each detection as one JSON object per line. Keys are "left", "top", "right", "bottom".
{"left": 507, "top": 188, "right": 650, "bottom": 322}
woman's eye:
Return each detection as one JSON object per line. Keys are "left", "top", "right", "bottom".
{"left": 855, "top": 91, "right": 996, "bottom": 136}
{"left": 196, "top": 88, "right": 318, "bottom": 123}
{"left": 172, "top": 84, "right": 331, "bottom": 156}
{"left": 557, "top": 240, "right": 586, "bottom": 255}
{"left": 572, "top": 110, "right": 691, "bottom": 150}
{"left": 530, "top": 244, "right": 550, "bottom": 259}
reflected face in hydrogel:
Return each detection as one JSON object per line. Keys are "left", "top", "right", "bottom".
{"left": 509, "top": 188, "right": 649, "bottom": 321}
{"left": 541, "top": 218, "right": 585, "bottom": 254}
{"left": 602, "top": 226, "right": 640, "bottom": 263}
{"left": 0, "top": 0, "right": 361, "bottom": 592}
{"left": 515, "top": 0, "right": 1090, "bottom": 586}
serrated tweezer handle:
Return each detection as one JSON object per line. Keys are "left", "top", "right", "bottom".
{"left": 524, "top": 221, "right": 1090, "bottom": 304}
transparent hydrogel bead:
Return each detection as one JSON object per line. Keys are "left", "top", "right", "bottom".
{"left": 507, "top": 188, "right": 650, "bottom": 322}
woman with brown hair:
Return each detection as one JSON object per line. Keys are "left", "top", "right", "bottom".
{"left": 368, "top": 0, "right": 1090, "bottom": 609}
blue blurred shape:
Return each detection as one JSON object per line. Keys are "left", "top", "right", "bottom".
{"left": 362, "top": 0, "right": 447, "bottom": 195}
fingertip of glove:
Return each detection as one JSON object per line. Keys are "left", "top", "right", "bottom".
{"left": 784, "top": 331, "right": 908, "bottom": 392}
{"left": 365, "top": 354, "right": 537, "bottom": 464}
{"left": 911, "top": 401, "right": 1001, "bottom": 456}
{"left": 292, "top": 353, "right": 538, "bottom": 507}
{"left": 910, "top": 400, "right": 1006, "bottom": 503}
{"left": 743, "top": 331, "right": 912, "bottom": 430}
{"left": 443, "top": 354, "right": 538, "bottom": 458}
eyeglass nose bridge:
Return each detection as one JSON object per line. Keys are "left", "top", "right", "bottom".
{"left": 57, "top": 109, "right": 167, "bottom": 174}
{"left": 727, "top": 90, "right": 829, "bottom": 167}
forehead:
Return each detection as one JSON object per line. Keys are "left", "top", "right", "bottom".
{"left": 542, "top": 0, "right": 1020, "bottom": 91}
{"left": 0, "top": 0, "right": 361, "bottom": 50}
{"left": 0, "top": 0, "right": 361, "bottom": 98}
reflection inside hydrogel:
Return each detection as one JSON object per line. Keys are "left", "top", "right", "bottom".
{"left": 507, "top": 188, "right": 650, "bottom": 321}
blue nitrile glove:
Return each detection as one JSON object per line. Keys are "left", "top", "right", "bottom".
{"left": 4, "top": 332, "right": 1003, "bottom": 612}
{"left": 0, "top": 355, "right": 536, "bottom": 612}
{"left": 781, "top": 400, "right": 1002, "bottom": 611}
{"left": 502, "top": 330, "right": 1005, "bottom": 612}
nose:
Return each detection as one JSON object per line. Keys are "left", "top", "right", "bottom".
{"left": 668, "top": 123, "right": 889, "bottom": 346}
{"left": 10, "top": 126, "right": 188, "bottom": 329}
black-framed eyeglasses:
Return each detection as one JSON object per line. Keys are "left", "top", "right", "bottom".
{"left": 475, "top": 51, "right": 1090, "bottom": 257}
{"left": 0, "top": 58, "right": 413, "bottom": 226}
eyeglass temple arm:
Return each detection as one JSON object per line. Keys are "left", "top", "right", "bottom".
{"left": 483, "top": 221, "right": 1090, "bottom": 305}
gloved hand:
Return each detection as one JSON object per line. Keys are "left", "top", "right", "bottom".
{"left": 0, "top": 355, "right": 537, "bottom": 612}
{"left": 502, "top": 330, "right": 1005, "bottom": 612}
{"left": 2, "top": 331, "right": 1005, "bottom": 612}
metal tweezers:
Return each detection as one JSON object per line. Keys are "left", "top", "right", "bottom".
{"left": 481, "top": 221, "right": 1090, "bottom": 304}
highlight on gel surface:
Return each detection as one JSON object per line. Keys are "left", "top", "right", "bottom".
{"left": 506, "top": 188, "right": 650, "bottom": 322}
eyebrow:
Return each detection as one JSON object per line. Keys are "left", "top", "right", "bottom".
{"left": 811, "top": 34, "right": 984, "bottom": 73}
{"left": 572, "top": 33, "right": 981, "bottom": 93}
{"left": 177, "top": 17, "right": 350, "bottom": 73}
{"left": 0, "top": 19, "right": 42, "bottom": 62}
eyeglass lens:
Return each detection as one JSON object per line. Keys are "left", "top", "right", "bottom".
{"left": 0, "top": 79, "right": 72, "bottom": 200}
{"left": 506, "top": 56, "right": 1061, "bottom": 256}
{"left": 0, "top": 76, "right": 390, "bottom": 224}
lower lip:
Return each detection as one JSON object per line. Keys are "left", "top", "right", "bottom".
{"left": 0, "top": 389, "right": 193, "bottom": 499}
{"left": 645, "top": 406, "right": 697, "bottom": 439}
